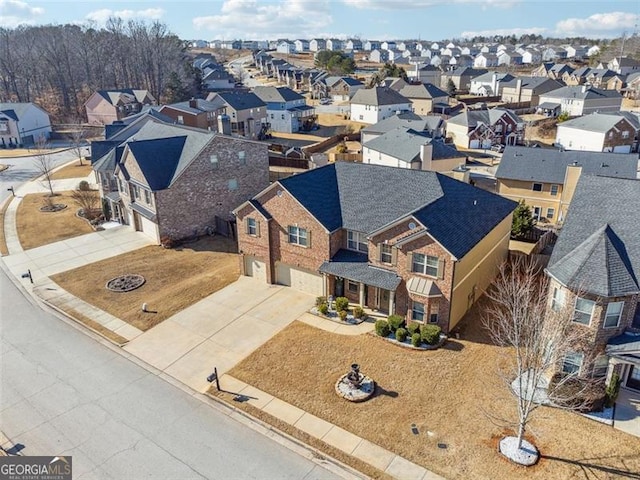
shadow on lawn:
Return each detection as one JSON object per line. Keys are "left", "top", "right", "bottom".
{"left": 540, "top": 454, "right": 640, "bottom": 479}
{"left": 375, "top": 385, "right": 398, "bottom": 399}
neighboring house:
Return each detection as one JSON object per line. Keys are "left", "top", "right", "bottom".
{"left": 521, "top": 49, "right": 542, "bottom": 64}
{"left": 362, "top": 127, "right": 466, "bottom": 173}
{"left": 326, "top": 38, "right": 343, "bottom": 51}
{"left": 602, "top": 57, "right": 640, "bottom": 76}
{"left": 544, "top": 175, "right": 640, "bottom": 389}
{"left": 537, "top": 85, "right": 623, "bottom": 116}
{"left": 473, "top": 53, "right": 499, "bottom": 68}
{"left": 369, "top": 49, "right": 389, "bottom": 63}
{"left": 497, "top": 51, "right": 523, "bottom": 66}
{"left": 446, "top": 107, "right": 524, "bottom": 149}
{"left": 627, "top": 72, "right": 640, "bottom": 99}
{"left": 441, "top": 67, "right": 488, "bottom": 92}
{"left": 350, "top": 87, "right": 412, "bottom": 124}
{"left": 201, "top": 67, "right": 236, "bottom": 91}
{"left": 315, "top": 76, "right": 365, "bottom": 102}
{"left": 309, "top": 39, "right": 326, "bottom": 51}
{"left": 253, "top": 86, "right": 315, "bottom": 133}
{"left": 555, "top": 112, "right": 639, "bottom": 153}
{"left": 398, "top": 83, "right": 449, "bottom": 115}
{"left": 531, "top": 62, "right": 573, "bottom": 80}
{"left": 85, "top": 89, "right": 156, "bottom": 125}
{"left": 294, "top": 39, "right": 309, "bottom": 52}
{"left": 0, "top": 102, "right": 51, "bottom": 147}
{"left": 158, "top": 98, "right": 226, "bottom": 131}
{"left": 407, "top": 64, "right": 442, "bottom": 86}
{"left": 364, "top": 40, "right": 381, "bottom": 51}
{"left": 276, "top": 41, "right": 295, "bottom": 54}
{"left": 379, "top": 77, "right": 408, "bottom": 91}
{"left": 208, "top": 91, "right": 268, "bottom": 140}
{"left": 469, "top": 72, "right": 515, "bottom": 97}
{"left": 95, "top": 121, "right": 269, "bottom": 244}
{"left": 495, "top": 146, "right": 638, "bottom": 224}
{"left": 382, "top": 41, "right": 397, "bottom": 51}
{"left": 500, "top": 77, "right": 565, "bottom": 106}
{"left": 346, "top": 39, "right": 363, "bottom": 51}
{"left": 234, "top": 162, "right": 517, "bottom": 333}
{"left": 360, "top": 112, "right": 445, "bottom": 144}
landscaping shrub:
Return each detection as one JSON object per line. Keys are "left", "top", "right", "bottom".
{"left": 318, "top": 302, "right": 328, "bottom": 315}
{"left": 338, "top": 310, "right": 348, "bottom": 322}
{"left": 550, "top": 373, "right": 606, "bottom": 413}
{"left": 375, "top": 319, "right": 390, "bottom": 337}
{"left": 406, "top": 322, "right": 420, "bottom": 336}
{"left": 335, "top": 296, "right": 349, "bottom": 312}
{"left": 411, "top": 333, "right": 422, "bottom": 347}
{"left": 316, "top": 296, "right": 327, "bottom": 308}
{"left": 353, "top": 305, "right": 364, "bottom": 319}
{"left": 605, "top": 372, "right": 622, "bottom": 408}
{"left": 387, "top": 314, "right": 405, "bottom": 331}
{"left": 78, "top": 180, "right": 91, "bottom": 191}
{"left": 420, "top": 324, "right": 442, "bottom": 345}
{"left": 395, "top": 327, "right": 408, "bottom": 342}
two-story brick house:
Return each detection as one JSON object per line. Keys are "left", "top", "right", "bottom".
{"left": 234, "top": 162, "right": 517, "bottom": 332}
{"left": 96, "top": 121, "right": 268, "bottom": 243}
{"left": 446, "top": 107, "right": 524, "bottom": 149}
{"left": 85, "top": 89, "right": 156, "bottom": 125}
{"left": 555, "top": 112, "right": 639, "bottom": 154}
{"left": 545, "top": 175, "right": 640, "bottom": 391}
{"left": 158, "top": 98, "right": 226, "bottom": 131}
{"left": 495, "top": 146, "right": 638, "bottom": 224}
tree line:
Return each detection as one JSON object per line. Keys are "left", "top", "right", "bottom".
{"left": 0, "top": 19, "right": 199, "bottom": 122}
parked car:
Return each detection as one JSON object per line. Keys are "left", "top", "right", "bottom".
{"left": 320, "top": 98, "right": 332, "bottom": 105}
{"left": 491, "top": 144, "right": 504, "bottom": 153}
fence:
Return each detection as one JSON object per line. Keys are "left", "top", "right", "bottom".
{"left": 302, "top": 132, "right": 360, "bottom": 155}
{"left": 269, "top": 156, "right": 310, "bottom": 169}
{"left": 328, "top": 152, "right": 362, "bottom": 163}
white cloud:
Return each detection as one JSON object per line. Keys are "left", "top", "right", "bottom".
{"left": 193, "top": 0, "right": 332, "bottom": 39}
{"left": 0, "top": 0, "right": 44, "bottom": 27}
{"left": 555, "top": 12, "right": 639, "bottom": 38}
{"left": 343, "top": 0, "right": 518, "bottom": 9}
{"left": 460, "top": 27, "right": 547, "bottom": 39}
{"left": 86, "top": 7, "right": 165, "bottom": 25}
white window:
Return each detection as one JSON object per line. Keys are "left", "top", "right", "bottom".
{"left": 210, "top": 154, "right": 219, "bottom": 168}
{"left": 380, "top": 244, "right": 393, "bottom": 264}
{"left": 551, "top": 287, "right": 565, "bottom": 312}
{"left": 228, "top": 178, "right": 238, "bottom": 190}
{"left": 546, "top": 207, "right": 555, "bottom": 219}
{"left": 247, "top": 218, "right": 257, "bottom": 236}
{"left": 413, "top": 253, "right": 439, "bottom": 277}
{"left": 550, "top": 184, "right": 559, "bottom": 196}
{"left": 622, "top": 130, "right": 630, "bottom": 139}
{"left": 573, "top": 297, "right": 595, "bottom": 325}
{"left": 177, "top": 115, "right": 184, "bottom": 124}
{"left": 429, "top": 303, "right": 439, "bottom": 324}
{"left": 604, "top": 301, "right": 624, "bottom": 328}
{"left": 347, "top": 231, "right": 368, "bottom": 253}
{"left": 562, "top": 352, "right": 583, "bottom": 375}
{"left": 348, "top": 280, "right": 359, "bottom": 293}
{"left": 532, "top": 183, "right": 542, "bottom": 192}
{"left": 238, "top": 151, "right": 246, "bottom": 164}
{"left": 593, "top": 356, "right": 609, "bottom": 378}
{"left": 144, "top": 189, "right": 153, "bottom": 206}
{"left": 132, "top": 184, "right": 140, "bottom": 200}
{"left": 412, "top": 301, "right": 425, "bottom": 322}
{"left": 288, "top": 225, "right": 308, "bottom": 246}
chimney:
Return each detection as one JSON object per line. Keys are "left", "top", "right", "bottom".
{"left": 581, "top": 85, "right": 587, "bottom": 93}
{"left": 217, "top": 114, "right": 231, "bottom": 135}
{"left": 189, "top": 97, "right": 198, "bottom": 108}
{"left": 515, "top": 78, "right": 522, "bottom": 101}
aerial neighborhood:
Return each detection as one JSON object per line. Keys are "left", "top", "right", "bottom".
{"left": 2, "top": 14, "right": 640, "bottom": 480}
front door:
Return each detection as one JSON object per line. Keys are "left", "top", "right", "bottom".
{"left": 627, "top": 366, "right": 640, "bottom": 391}
{"left": 335, "top": 277, "right": 344, "bottom": 297}
{"left": 377, "top": 288, "right": 389, "bottom": 313}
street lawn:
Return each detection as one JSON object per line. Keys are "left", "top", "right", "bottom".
{"left": 0, "top": 198, "right": 10, "bottom": 255}
{"left": 51, "top": 236, "right": 240, "bottom": 331}
{"left": 228, "top": 304, "right": 640, "bottom": 480}
{"left": 16, "top": 191, "right": 94, "bottom": 250}
{"left": 50, "top": 162, "right": 93, "bottom": 180}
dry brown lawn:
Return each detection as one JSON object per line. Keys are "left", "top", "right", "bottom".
{"left": 52, "top": 236, "right": 240, "bottom": 331}
{"left": 50, "top": 163, "right": 93, "bottom": 180}
{"left": 0, "top": 197, "right": 10, "bottom": 255}
{"left": 16, "top": 191, "right": 94, "bottom": 250}
{"left": 229, "top": 305, "right": 640, "bottom": 480}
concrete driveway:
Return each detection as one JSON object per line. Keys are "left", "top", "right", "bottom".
{"left": 614, "top": 388, "right": 640, "bottom": 437}
{"left": 124, "top": 276, "right": 315, "bottom": 393}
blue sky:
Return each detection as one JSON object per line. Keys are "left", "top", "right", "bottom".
{"left": 1, "top": 0, "right": 639, "bottom": 41}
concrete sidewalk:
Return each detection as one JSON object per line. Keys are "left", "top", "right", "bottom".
{"left": 219, "top": 375, "right": 445, "bottom": 480}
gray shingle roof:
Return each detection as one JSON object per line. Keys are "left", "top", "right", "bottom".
{"left": 319, "top": 249, "right": 402, "bottom": 290}
{"left": 361, "top": 112, "right": 443, "bottom": 135}
{"left": 363, "top": 128, "right": 462, "bottom": 164}
{"left": 350, "top": 87, "right": 411, "bottom": 106}
{"left": 163, "top": 98, "right": 225, "bottom": 115}
{"left": 495, "top": 146, "right": 639, "bottom": 184}
{"left": 557, "top": 112, "right": 636, "bottom": 133}
{"left": 398, "top": 83, "right": 448, "bottom": 100}
{"left": 498, "top": 76, "right": 563, "bottom": 91}
{"left": 606, "top": 333, "right": 640, "bottom": 354}
{"left": 253, "top": 86, "right": 304, "bottom": 103}
{"left": 540, "top": 85, "right": 622, "bottom": 100}
{"left": 213, "top": 91, "right": 266, "bottom": 111}
{"left": 276, "top": 162, "right": 516, "bottom": 259}
{"left": 547, "top": 176, "right": 640, "bottom": 297}
{"left": 447, "top": 107, "right": 521, "bottom": 128}
{"left": 472, "top": 71, "right": 516, "bottom": 83}
{"left": 0, "top": 102, "right": 44, "bottom": 120}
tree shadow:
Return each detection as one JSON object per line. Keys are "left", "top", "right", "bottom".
{"left": 541, "top": 454, "right": 640, "bottom": 479}
{"left": 375, "top": 385, "right": 398, "bottom": 398}
{"left": 443, "top": 339, "right": 465, "bottom": 351}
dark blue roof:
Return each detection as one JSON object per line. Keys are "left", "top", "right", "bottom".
{"left": 0, "top": 109, "right": 18, "bottom": 121}
{"left": 277, "top": 162, "right": 517, "bottom": 259}
{"left": 128, "top": 136, "right": 187, "bottom": 190}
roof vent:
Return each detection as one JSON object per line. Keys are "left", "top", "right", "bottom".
{"left": 408, "top": 222, "right": 416, "bottom": 230}
{"left": 601, "top": 162, "right": 608, "bottom": 167}
{"left": 473, "top": 200, "right": 477, "bottom": 206}
{"left": 277, "top": 190, "right": 283, "bottom": 197}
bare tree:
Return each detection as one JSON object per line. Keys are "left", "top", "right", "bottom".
{"left": 33, "top": 137, "right": 55, "bottom": 197}
{"left": 71, "top": 182, "right": 100, "bottom": 220}
{"left": 482, "top": 257, "right": 599, "bottom": 464}
{"left": 67, "top": 119, "right": 87, "bottom": 166}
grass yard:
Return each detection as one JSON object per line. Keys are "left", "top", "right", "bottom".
{"left": 50, "top": 162, "right": 93, "bottom": 180}
{"left": 227, "top": 305, "right": 640, "bottom": 480}
{"left": 52, "top": 236, "right": 240, "bottom": 331}
{"left": 0, "top": 197, "right": 10, "bottom": 255}
{"left": 16, "top": 191, "right": 94, "bottom": 250}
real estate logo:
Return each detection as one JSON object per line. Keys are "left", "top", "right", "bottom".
{"left": 0, "top": 456, "right": 72, "bottom": 480}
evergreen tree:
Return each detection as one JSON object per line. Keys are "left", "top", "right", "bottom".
{"left": 511, "top": 201, "right": 536, "bottom": 239}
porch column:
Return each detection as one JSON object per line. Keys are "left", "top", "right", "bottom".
{"left": 323, "top": 273, "right": 329, "bottom": 298}
{"left": 359, "top": 282, "right": 365, "bottom": 306}
{"left": 389, "top": 290, "right": 395, "bottom": 315}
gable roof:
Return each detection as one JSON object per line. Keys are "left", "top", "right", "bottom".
{"left": 253, "top": 86, "right": 304, "bottom": 103}
{"left": 540, "top": 85, "right": 622, "bottom": 100}
{"left": 0, "top": 102, "right": 46, "bottom": 120}
{"left": 472, "top": 71, "right": 516, "bottom": 83}
{"left": 350, "top": 87, "right": 411, "bottom": 106}
{"left": 398, "top": 83, "right": 448, "bottom": 100}
{"left": 95, "top": 88, "right": 153, "bottom": 105}
{"left": 547, "top": 176, "right": 640, "bottom": 297}
{"left": 274, "top": 162, "right": 516, "bottom": 259}
{"left": 496, "top": 146, "right": 639, "bottom": 184}
{"left": 361, "top": 112, "right": 443, "bottom": 135}
{"left": 161, "top": 98, "right": 225, "bottom": 115}
{"left": 447, "top": 107, "right": 521, "bottom": 128}
{"left": 499, "top": 76, "right": 563, "bottom": 91}
{"left": 557, "top": 112, "right": 636, "bottom": 134}
{"left": 363, "top": 127, "right": 461, "bottom": 163}
{"left": 212, "top": 91, "right": 266, "bottom": 111}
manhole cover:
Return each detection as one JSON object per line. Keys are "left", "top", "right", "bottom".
{"left": 106, "top": 274, "right": 145, "bottom": 292}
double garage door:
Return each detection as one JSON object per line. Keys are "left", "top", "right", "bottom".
{"left": 276, "top": 263, "right": 324, "bottom": 296}
{"left": 469, "top": 139, "right": 492, "bottom": 149}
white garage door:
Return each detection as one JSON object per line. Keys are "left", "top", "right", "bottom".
{"left": 613, "top": 145, "right": 631, "bottom": 153}
{"left": 136, "top": 213, "right": 159, "bottom": 243}
{"left": 469, "top": 139, "right": 480, "bottom": 149}
{"left": 276, "top": 263, "right": 323, "bottom": 296}
{"left": 244, "top": 256, "right": 267, "bottom": 283}
{"left": 481, "top": 139, "right": 492, "bottom": 149}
